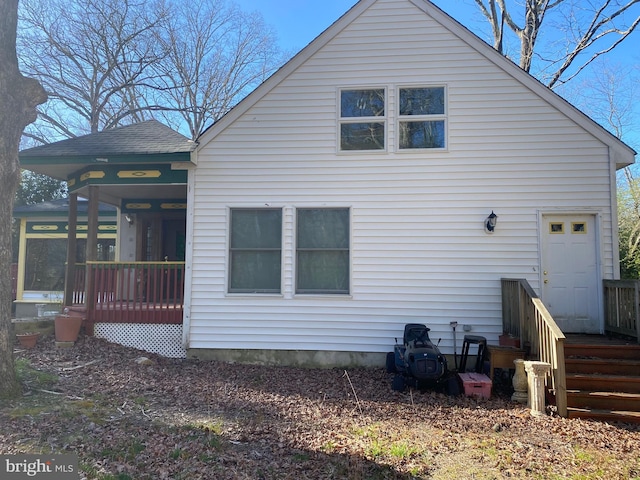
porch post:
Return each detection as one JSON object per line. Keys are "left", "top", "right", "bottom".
{"left": 15, "top": 217, "right": 27, "bottom": 307}
{"left": 86, "top": 186, "right": 99, "bottom": 263}
{"left": 85, "top": 186, "right": 99, "bottom": 334}
{"left": 63, "top": 193, "right": 77, "bottom": 307}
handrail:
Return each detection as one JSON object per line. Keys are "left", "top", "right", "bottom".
{"left": 501, "top": 278, "right": 567, "bottom": 417}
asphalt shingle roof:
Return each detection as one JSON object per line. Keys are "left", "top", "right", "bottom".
{"left": 20, "top": 120, "right": 196, "bottom": 158}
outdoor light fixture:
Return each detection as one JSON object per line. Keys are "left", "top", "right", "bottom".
{"left": 484, "top": 211, "right": 498, "bottom": 233}
{"left": 125, "top": 214, "right": 134, "bottom": 225}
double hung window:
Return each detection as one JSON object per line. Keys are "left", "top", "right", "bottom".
{"left": 229, "top": 208, "right": 282, "bottom": 293}
{"left": 338, "top": 86, "right": 446, "bottom": 151}
{"left": 339, "top": 89, "right": 386, "bottom": 151}
{"left": 296, "top": 208, "right": 350, "bottom": 294}
{"left": 398, "top": 87, "right": 445, "bottom": 149}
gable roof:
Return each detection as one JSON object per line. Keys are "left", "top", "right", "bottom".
{"left": 196, "top": 0, "right": 635, "bottom": 169}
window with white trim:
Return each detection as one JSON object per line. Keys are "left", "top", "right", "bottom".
{"left": 339, "top": 89, "right": 385, "bottom": 151}
{"left": 296, "top": 208, "right": 350, "bottom": 294}
{"left": 398, "top": 86, "right": 446, "bottom": 149}
{"left": 229, "top": 208, "right": 282, "bottom": 293}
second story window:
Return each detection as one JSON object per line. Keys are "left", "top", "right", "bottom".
{"left": 339, "top": 88, "right": 385, "bottom": 151}
{"left": 398, "top": 87, "right": 446, "bottom": 149}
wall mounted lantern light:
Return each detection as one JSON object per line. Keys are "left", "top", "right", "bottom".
{"left": 484, "top": 211, "right": 498, "bottom": 233}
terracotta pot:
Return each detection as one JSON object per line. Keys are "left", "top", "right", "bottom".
{"left": 16, "top": 333, "right": 40, "bottom": 349}
{"left": 54, "top": 314, "right": 83, "bottom": 342}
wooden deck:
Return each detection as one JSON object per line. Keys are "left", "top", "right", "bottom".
{"left": 70, "top": 261, "right": 185, "bottom": 329}
{"left": 90, "top": 301, "right": 183, "bottom": 324}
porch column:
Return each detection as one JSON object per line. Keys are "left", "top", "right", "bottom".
{"left": 85, "top": 186, "right": 99, "bottom": 334}
{"left": 15, "top": 217, "right": 27, "bottom": 308}
{"left": 63, "top": 193, "right": 77, "bottom": 307}
{"left": 86, "top": 186, "right": 99, "bottom": 263}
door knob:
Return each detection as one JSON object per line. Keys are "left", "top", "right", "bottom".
{"left": 544, "top": 279, "right": 549, "bottom": 284}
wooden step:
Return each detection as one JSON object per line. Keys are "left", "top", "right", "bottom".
{"left": 567, "top": 407, "right": 640, "bottom": 424}
{"left": 562, "top": 338, "right": 640, "bottom": 422}
{"left": 564, "top": 343, "right": 640, "bottom": 360}
{"left": 566, "top": 373, "right": 640, "bottom": 393}
{"left": 565, "top": 358, "right": 640, "bottom": 376}
{"left": 567, "top": 390, "right": 640, "bottom": 411}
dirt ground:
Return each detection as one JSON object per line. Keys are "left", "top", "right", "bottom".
{"left": 1, "top": 334, "right": 639, "bottom": 479}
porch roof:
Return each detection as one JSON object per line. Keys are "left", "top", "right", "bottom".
{"left": 13, "top": 197, "right": 117, "bottom": 218}
{"left": 19, "top": 120, "right": 196, "bottom": 179}
{"left": 19, "top": 120, "right": 196, "bottom": 205}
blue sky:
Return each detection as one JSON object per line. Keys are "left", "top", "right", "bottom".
{"left": 234, "top": 0, "right": 475, "bottom": 52}
{"left": 234, "top": 0, "right": 638, "bottom": 71}
{"left": 233, "top": 0, "right": 639, "bottom": 152}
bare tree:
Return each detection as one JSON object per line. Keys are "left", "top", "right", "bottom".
{"left": 17, "top": 0, "right": 168, "bottom": 141}
{"left": 152, "top": 0, "right": 285, "bottom": 140}
{"left": 0, "top": 0, "right": 47, "bottom": 399}
{"left": 17, "top": 0, "right": 285, "bottom": 143}
{"left": 473, "top": 0, "right": 640, "bottom": 88}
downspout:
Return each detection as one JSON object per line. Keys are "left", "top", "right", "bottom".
{"left": 609, "top": 146, "right": 621, "bottom": 280}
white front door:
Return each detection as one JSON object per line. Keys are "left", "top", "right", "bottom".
{"left": 541, "top": 214, "right": 601, "bottom": 333}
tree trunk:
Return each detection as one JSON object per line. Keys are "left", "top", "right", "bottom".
{"left": 0, "top": 0, "right": 48, "bottom": 399}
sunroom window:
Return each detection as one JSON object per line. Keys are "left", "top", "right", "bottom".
{"left": 339, "top": 89, "right": 385, "bottom": 151}
{"left": 398, "top": 87, "right": 446, "bottom": 149}
{"left": 229, "top": 208, "right": 282, "bottom": 293}
{"left": 296, "top": 208, "right": 350, "bottom": 294}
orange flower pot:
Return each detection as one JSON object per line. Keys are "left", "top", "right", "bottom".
{"left": 16, "top": 332, "right": 40, "bottom": 349}
{"left": 54, "top": 315, "right": 83, "bottom": 342}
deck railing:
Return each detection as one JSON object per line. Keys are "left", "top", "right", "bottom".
{"left": 85, "top": 261, "right": 185, "bottom": 325}
{"left": 603, "top": 279, "right": 640, "bottom": 342}
{"left": 501, "top": 278, "right": 567, "bottom": 417}
{"left": 71, "top": 263, "right": 86, "bottom": 305}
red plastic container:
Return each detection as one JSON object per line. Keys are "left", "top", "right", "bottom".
{"left": 458, "top": 372, "right": 492, "bottom": 399}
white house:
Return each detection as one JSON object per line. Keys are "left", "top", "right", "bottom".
{"left": 140, "top": 0, "right": 640, "bottom": 365}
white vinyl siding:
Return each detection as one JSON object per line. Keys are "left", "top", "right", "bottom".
{"left": 186, "top": 0, "right": 618, "bottom": 356}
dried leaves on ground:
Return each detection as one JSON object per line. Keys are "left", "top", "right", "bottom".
{"left": 2, "top": 335, "right": 640, "bottom": 479}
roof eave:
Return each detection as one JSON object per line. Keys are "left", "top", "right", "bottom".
{"left": 20, "top": 151, "right": 193, "bottom": 166}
